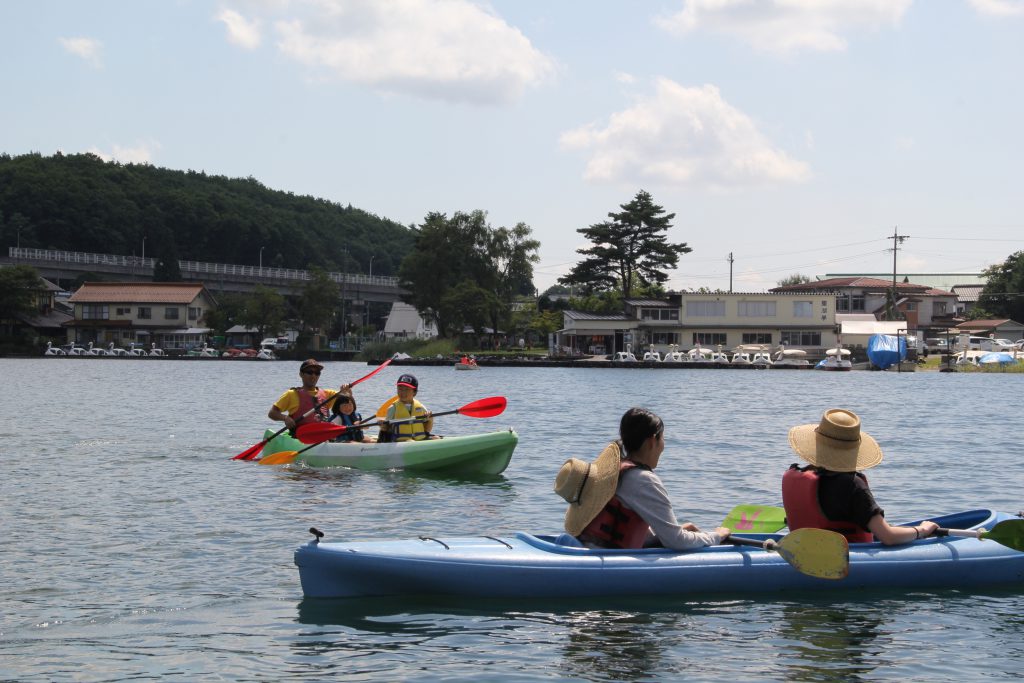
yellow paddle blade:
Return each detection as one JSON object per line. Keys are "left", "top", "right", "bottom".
{"left": 376, "top": 396, "right": 399, "bottom": 418}
{"left": 776, "top": 528, "right": 850, "bottom": 580}
{"left": 258, "top": 450, "right": 298, "bottom": 466}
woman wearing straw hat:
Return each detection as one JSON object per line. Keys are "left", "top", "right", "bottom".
{"left": 783, "top": 408, "right": 938, "bottom": 546}
{"left": 554, "top": 407, "right": 730, "bottom": 550}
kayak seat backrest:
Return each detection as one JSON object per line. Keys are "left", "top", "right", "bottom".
{"left": 554, "top": 533, "right": 584, "bottom": 547}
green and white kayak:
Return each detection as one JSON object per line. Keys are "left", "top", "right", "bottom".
{"left": 259, "top": 428, "right": 517, "bottom": 475}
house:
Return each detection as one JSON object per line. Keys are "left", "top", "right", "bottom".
{"left": 382, "top": 302, "right": 438, "bottom": 340}
{"left": 65, "top": 282, "right": 218, "bottom": 351}
{"left": 951, "top": 284, "right": 984, "bottom": 316}
{"left": 1, "top": 275, "right": 73, "bottom": 343}
{"left": 557, "top": 290, "right": 843, "bottom": 357}
{"left": 954, "top": 318, "right": 1024, "bottom": 342}
{"left": 772, "top": 277, "right": 959, "bottom": 342}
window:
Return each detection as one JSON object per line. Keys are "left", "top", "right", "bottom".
{"left": 138, "top": 307, "right": 152, "bottom": 319}
{"left": 694, "top": 332, "right": 727, "bottom": 346}
{"left": 116, "top": 307, "right": 131, "bottom": 316}
{"left": 836, "top": 296, "right": 849, "bottom": 312}
{"left": 793, "top": 301, "right": 813, "bottom": 318}
{"left": 640, "top": 308, "right": 679, "bottom": 321}
{"left": 905, "top": 302, "right": 917, "bottom": 311}
{"left": 742, "top": 333, "right": 772, "bottom": 345}
{"left": 851, "top": 294, "right": 865, "bottom": 312}
{"left": 686, "top": 301, "right": 725, "bottom": 317}
{"left": 651, "top": 332, "right": 679, "bottom": 345}
{"left": 934, "top": 301, "right": 947, "bottom": 315}
{"left": 781, "top": 331, "right": 822, "bottom": 346}
{"left": 81, "top": 304, "right": 109, "bottom": 320}
{"left": 738, "top": 301, "right": 776, "bottom": 317}
{"left": 165, "top": 307, "right": 180, "bottom": 320}
{"left": 189, "top": 307, "right": 201, "bottom": 321}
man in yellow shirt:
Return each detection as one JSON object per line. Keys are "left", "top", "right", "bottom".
{"left": 268, "top": 358, "right": 340, "bottom": 430}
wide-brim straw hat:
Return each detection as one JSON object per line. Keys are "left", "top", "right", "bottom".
{"left": 788, "top": 408, "right": 883, "bottom": 472}
{"left": 554, "top": 441, "right": 622, "bottom": 535}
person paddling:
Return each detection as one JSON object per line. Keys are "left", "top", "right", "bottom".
{"left": 378, "top": 374, "right": 435, "bottom": 442}
{"left": 783, "top": 408, "right": 938, "bottom": 545}
{"left": 267, "top": 358, "right": 341, "bottom": 431}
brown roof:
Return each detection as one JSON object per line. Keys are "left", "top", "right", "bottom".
{"left": 772, "top": 277, "right": 943, "bottom": 294}
{"left": 68, "top": 282, "right": 208, "bottom": 304}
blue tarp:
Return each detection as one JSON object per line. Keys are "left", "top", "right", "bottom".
{"left": 866, "top": 334, "right": 906, "bottom": 370}
{"left": 978, "top": 352, "right": 1016, "bottom": 365}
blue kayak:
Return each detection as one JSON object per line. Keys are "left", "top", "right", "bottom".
{"left": 295, "top": 509, "right": 1024, "bottom": 598}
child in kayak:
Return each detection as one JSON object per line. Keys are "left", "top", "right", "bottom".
{"left": 328, "top": 386, "right": 375, "bottom": 443}
{"left": 378, "top": 374, "right": 435, "bottom": 442}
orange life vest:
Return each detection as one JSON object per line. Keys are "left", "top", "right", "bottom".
{"left": 293, "top": 387, "right": 332, "bottom": 427}
{"left": 782, "top": 465, "right": 874, "bottom": 543}
{"left": 578, "top": 461, "right": 650, "bottom": 549}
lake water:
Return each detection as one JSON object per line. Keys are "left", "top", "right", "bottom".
{"left": 1, "top": 358, "right": 1022, "bottom": 681}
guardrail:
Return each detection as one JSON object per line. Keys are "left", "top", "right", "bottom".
{"left": 8, "top": 247, "right": 399, "bottom": 288}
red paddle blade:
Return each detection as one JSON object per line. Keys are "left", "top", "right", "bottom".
{"left": 350, "top": 357, "right": 393, "bottom": 387}
{"left": 232, "top": 440, "right": 267, "bottom": 460}
{"left": 295, "top": 422, "right": 346, "bottom": 444}
{"left": 458, "top": 396, "right": 507, "bottom": 418}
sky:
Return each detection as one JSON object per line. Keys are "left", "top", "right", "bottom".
{"left": 3, "top": 0, "right": 1024, "bottom": 293}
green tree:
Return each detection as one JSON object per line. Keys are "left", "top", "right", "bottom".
{"left": 0, "top": 265, "right": 41, "bottom": 322}
{"left": 976, "top": 251, "right": 1024, "bottom": 322}
{"left": 440, "top": 280, "right": 496, "bottom": 336}
{"left": 777, "top": 273, "right": 811, "bottom": 287}
{"left": 237, "top": 285, "right": 286, "bottom": 341}
{"left": 398, "top": 211, "right": 540, "bottom": 337}
{"left": 559, "top": 190, "right": 690, "bottom": 303}
{"left": 299, "top": 267, "right": 340, "bottom": 339}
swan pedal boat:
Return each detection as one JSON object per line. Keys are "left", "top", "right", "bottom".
{"left": 260, "top": 428, "right": 517, "bottom": 475}
{"left": 295, "top": 509, "right": 1024, "bottom": 599}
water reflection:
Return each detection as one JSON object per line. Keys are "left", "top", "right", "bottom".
{"left": 771, "top": 601, "right": 886, "bottom": 681}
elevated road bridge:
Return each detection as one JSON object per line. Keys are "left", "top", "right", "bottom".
{"left": 5, "top": 247, "right": 406, "bottom": 305}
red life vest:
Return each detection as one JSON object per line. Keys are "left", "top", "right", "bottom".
{"left": 293, "top": 387, "right": 332, "bottom": 427}
{"left": 781, "top": 466, "right": 874, "bottom": 543}
{"left": 578, "top": 462, "right": 650, "bottom": 549}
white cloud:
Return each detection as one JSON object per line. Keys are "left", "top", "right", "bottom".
{"left": 269, "top": 0, "right": 557, "bottom": 104}
{"left": 968, "top": 0, "right": 1024, "bottom": 17}
{"left": 655, "top": 0, "right": 913, "bottom": 55}
{"left": 560, "top": 77, "right": 810, "bottom": 189}
{"left": 88, "top": 141, "right": 161, "bottom": 164}
{"left": 217, "top": 8, "right": 263, "bottom": 49}
{"left": 58, "top": 37, "right": 103, "bottom": 67}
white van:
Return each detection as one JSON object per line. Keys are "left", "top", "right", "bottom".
{"left": 954, "top": 335, "right": 991, "bottom": 351}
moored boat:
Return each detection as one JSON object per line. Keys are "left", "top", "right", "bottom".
{"left": 295, "top": 509, "right": 1024, "bottom": 599}
{"left": 261, "top": 428, "right": 517, "bottom": 475}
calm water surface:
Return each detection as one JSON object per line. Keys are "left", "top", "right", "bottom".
{"left": 1, "top": 359, "right": 1022, "bottom": 681}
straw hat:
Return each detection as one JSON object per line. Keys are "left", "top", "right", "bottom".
{"left": 788, "top": 409, "right": 883, "bottom": 472}
{"left": 554, "top": 441, "right": 622, "bottom": 535}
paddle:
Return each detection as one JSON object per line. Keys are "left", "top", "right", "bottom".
{"left": 231, "top": 357, "right": 393, "bottom": 461}
{"left": 722, "top": 504, "right": 787, "bottom": 533}
{"left": 729, "top": 528, "right": 850, "bottom": 580}
{"left": 262, "top": 396, "right": 509, "bottom": 466}
{"left": 376, "top": 396, "right": 399, "bottom": 418}
{"left": 935, "top": 519, "right": 1024, "bottom": 551}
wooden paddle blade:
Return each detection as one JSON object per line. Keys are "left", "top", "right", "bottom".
{"left": 295, "top": 422, "right": 345, "bottom": 444}
{"left": 982, "top": 519, "right": 1024, "bottom": 551}
{"left": 258, "top": 450, "right": 299, "bottom": 466}
{"left": 458, "top": 396, "right": 507, "bottom": 418}
{"left": 776, "top": 528, "right": 849, "bottom": 580}
{"left": 722, "top": 505, "right": 787, "bottom": 533}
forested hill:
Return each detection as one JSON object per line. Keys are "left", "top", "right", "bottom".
{"left": 0, "top": 152, "right": 414, "bottom": 276}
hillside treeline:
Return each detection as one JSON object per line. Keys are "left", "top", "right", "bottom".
{"left": 0, "top": 152, "right": 413, "bottom": 277}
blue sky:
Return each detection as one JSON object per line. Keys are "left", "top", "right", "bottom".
{"left": 3, "top": 0, "right": 1023, "bottom": 292}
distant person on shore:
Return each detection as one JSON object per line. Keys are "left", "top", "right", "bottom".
{"left": 782, "top": 408, "right": 938, "bottom": 545}
{"left": 378, "top": 374, "right": 435, "bottom": 442}
{"left": 328, "top": 386, "right": 375, "bottom": 443}
{"left": 554, "top": 407, "right": 730, "bottom": 550}
{"left": 267, "top": 358, "right": 340, "bottom": 430}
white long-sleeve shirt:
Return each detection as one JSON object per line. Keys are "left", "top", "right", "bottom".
{"left": 615, "top": 467, "right": 724, "bottom": 550}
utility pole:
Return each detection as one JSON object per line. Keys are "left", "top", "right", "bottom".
{"left": 728, "top": 252, "right": 734, "bottom": 293}
{"left": 887, "top": 226, "right": 908, "bottom": 320}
